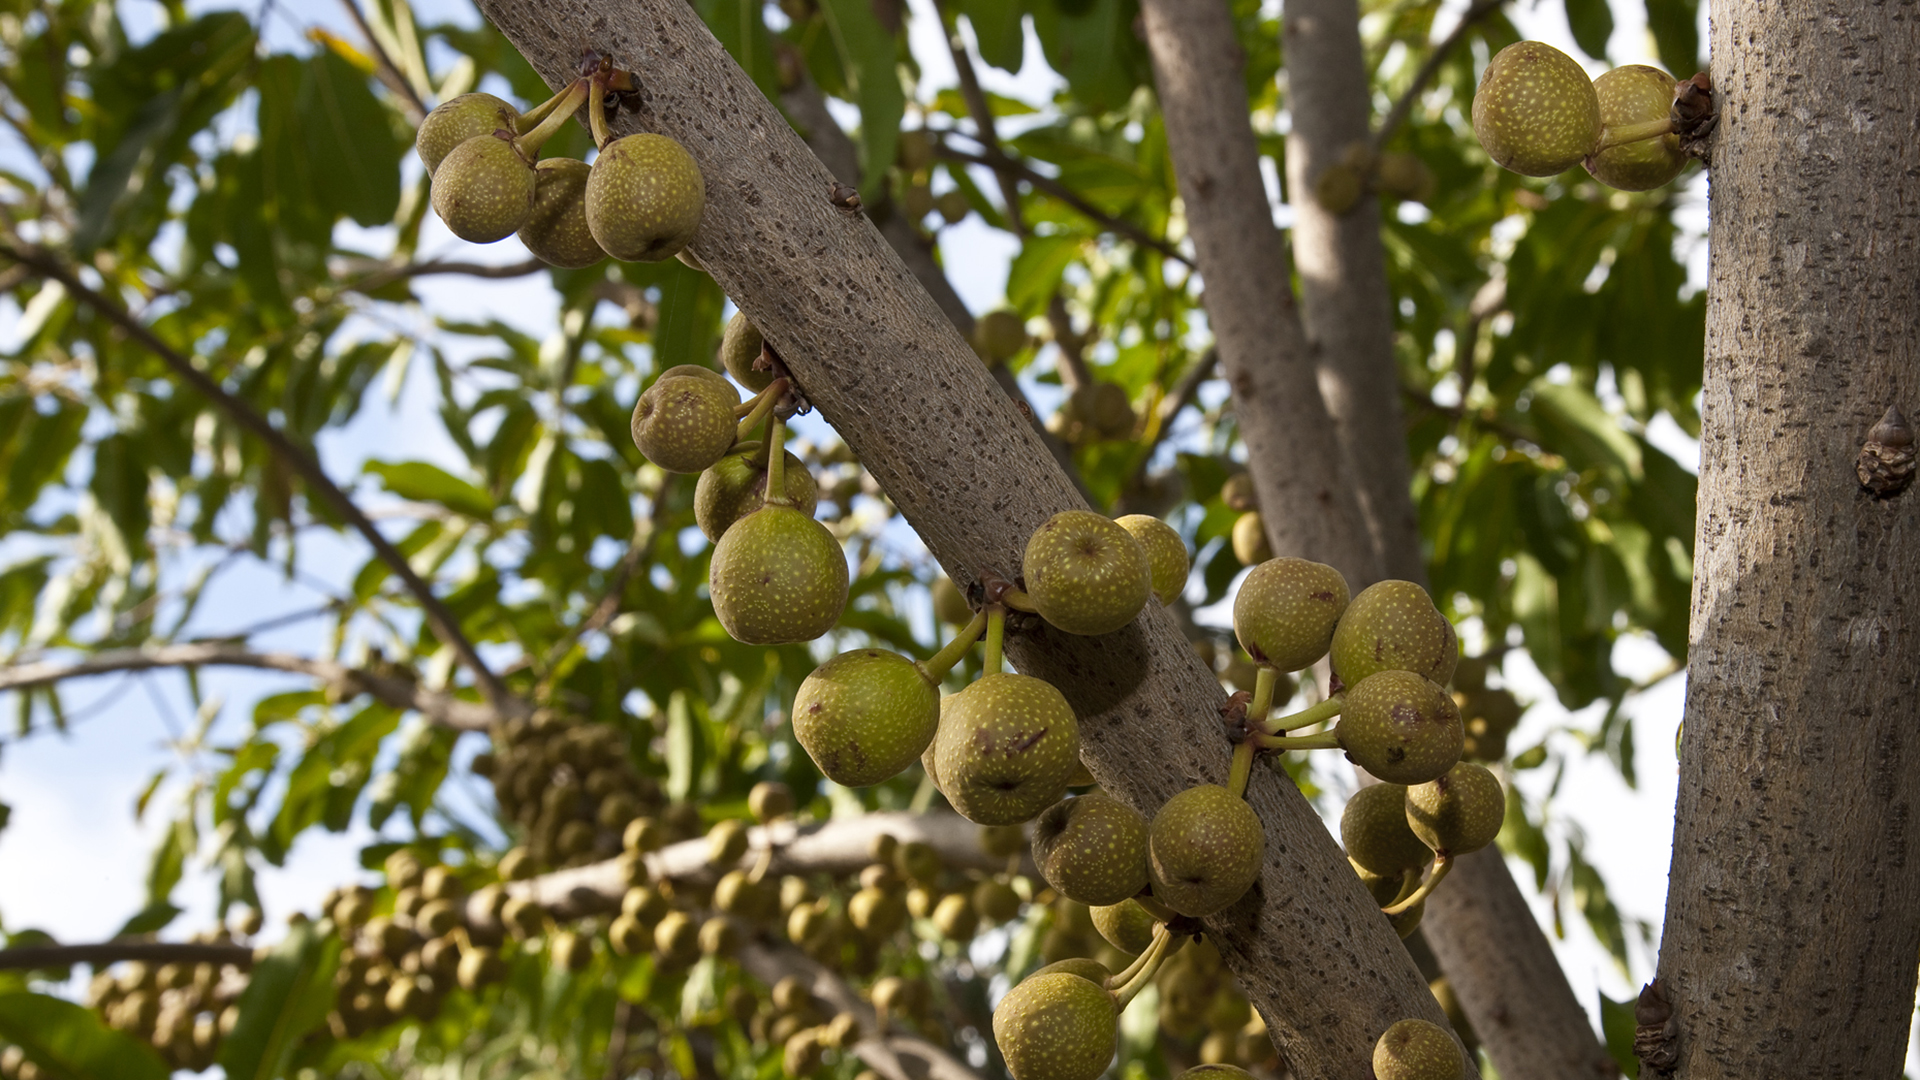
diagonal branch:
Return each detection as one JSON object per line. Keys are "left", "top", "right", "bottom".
{"left": 739, "top": 941, "right": 983, "bottom": 1080}
{"left": 1371, "top": 0, "right": 1506, "bottom": 151}
{"left": 336, "top": 256, "right": 546, "bottom": 294}
{"left": 337, "top": 0, "right": 430, "bottom": 122}
{"left": 0, "top": 644, "right": 502, "bottom": 731}
{"left": 0, "top": 240, "right": 520, "bottom": 717}
{"left": 934, "top": 143, "right": 1193, "bottom": 268}
{"left": 0, "top": 942, "right": 254, "bottom": 971}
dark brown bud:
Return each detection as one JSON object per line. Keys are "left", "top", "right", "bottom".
{"left": 1858, "top": 405, "right": 1915, "bottom": 497}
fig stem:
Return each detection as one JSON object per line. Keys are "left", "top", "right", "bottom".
{"left": 733, "top": 377, "right": 787, "bottom": 441}
{"left": 586, "top": 75, "right": 612, "bottom": 151}
{"left": 1382, "top": 853, "right": 1452, "bottom": 915}
{"left": 515, "top": 79, "right": 580, "bottom": 133}
{"left": 1108, "top": 923, "right": 1184, "bottom": 1009}
{"left": 1132, "top": 891, "right": 1179, "bottom": 924}
{"left": 921, "top": 609, "right": 989, "bottom": 684}
{"left": 1260, "top": 693, "right": 1343, "bottom": 735}
{"left": 1226, "top": 739, "right": 1255, "bottom": 800}
{"left": 1247, "top": 665, "right": 1280, "bottom": 728}
{"left": 1595, "top": 116, "right": 1674, "bottom": 152}
{"left": 1251, "top": 728, "right": 1341, "bottom": 752}
{"left": 1389, "top": 867, "right": 1422, "bottom": 907}
{"left": 1105, "top": 922, "right": 1165, "bottom": 988}
{"left": 763, "top": 413, "right": 789, "bottom": 507}
{"left": 983, "top": 605, "right": 1006, "bottom": 675}
{"left": 999, "top": 585, "right": 1039, "bottom": 615}
{"left": 513, "top": 78, "right": 589, "bottom": 159}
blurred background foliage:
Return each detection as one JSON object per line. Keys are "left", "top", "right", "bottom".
{"left": 0, "top": 0, "right": 1700, "bottom": 1075}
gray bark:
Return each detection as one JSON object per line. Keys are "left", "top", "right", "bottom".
{"left": 474, "top": 3, "right": 1464, "bottom": 1075}
{"left": 1281, "top": 0, "right": 1423, "bottom": 585}
{"left": 1134, "top": 0, "right": 1379, "bottom": 588}
{"left": 1651, "top": 4, "right": 1920, "bottom": 1077}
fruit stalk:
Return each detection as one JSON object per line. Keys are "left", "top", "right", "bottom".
{"left": 921, "top": 609, "right": 989, "bottom": 683}
{"left": 1131, "top": 891, "right": 1179, "bottom": 924}
{"left": 1252, "top": 728, "right": 1341, "bottom": 752}
{"left": 733, "top": 377, "right": 788, "bottom": 442}
{"left": 513, "top": 78, "right": 590, "bottom": 158}
{"left": 1261, "top": 693, "right": 1344, "bottom": 735}
{"left": 982, "top": 605, "right": 1007, "bottom": 675}
{"left": 515, "top": 79, "right": 582, "bottom": 133}
{"left": 1595, "top": 116, "right": 1674, "bottom": 152}
{"left": 1226, "top": 738, "right": 1256, "bottom": 800}
{"left": 1247, "top": 664, "right": 1280, "bottom": 727}
{"left": 586, "top": 75, "right": 612, "bottom": 150}
{"left": 1107, "top": 922, "right": 1184, "bottom": 1008}
{"left": 763, "top": 413, "right": 789, "bottom": 505}
{"left": 997, "top": 585, "right": 1039, "bottom": 615}
{"left": 1382, "top": 854, "right": 1453, "bottom": 915}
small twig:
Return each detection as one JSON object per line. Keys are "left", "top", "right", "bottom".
{"left": 1372, "top": 0, "right": 1506, "bottom": 150}
{"left": 339, "top": 256, "right": 546, "bottom": 294}
{"left": 934, "top": 143, "right": 1193, "bottom": 267}
{"left": 0, "top": 238, "right": 520, "bottom": 716}
{"left": 337, "top": 0, "right": 430, "bottom": 122}
{"left": 937, "top": 1, "right": 1025, "bottom": 236}
{"left": 0, "top": 942, "right": 254, "bottom": 971}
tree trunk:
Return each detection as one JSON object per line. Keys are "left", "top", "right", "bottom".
{"left": 476, "top": 3, "right": 1466, "bottom": 1075}
{"left": 1650, "top": 4, "right": 1920, "bottom": 1076}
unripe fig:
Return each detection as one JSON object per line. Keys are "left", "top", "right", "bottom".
{"left": 1230, "top": 512, "right": 1271, "bottom": 565}
{"left": 708, "top": 818, "right": 750, "bottom": 865}
{"left": 1177, "top": 1067, "right": 1257, "bottom": 1080}
{"left": 719, "top": 311, "right": 774, "bottom": 392}
{"left": 695, "top": 448, "right": 818, "bottom": 542}
{"left": 937, "top": 189, "right": 970, "bottom": 224}
{"left": 903, "top": 182, "right": 935, "bottom": 219}
{"left": 1032, "top": 957, "right": 1112, "bottom": 984}
{"left": 750, "top": 781, "right": 794, "bottom": 822}
{"left": 1232, "top": 557, "right": 1350, "bottom": 672}
{"left": 1340, "top": 783, "right": 1432, "bottom": 876}
{"left": 973, "top": 878, "right": 1023, "bottom": 923}
{"left": 1086, "top": 382, "right": 1136, "bottom": 439}
{"left": 520, "top": 158, "right": 605, "bottom": 268}
{"left": 933, "top": 892, "right": 979, "bottom": 940}
{"left": 792, "top": 649, "right": 938, "bottom": 786}
{"left": 431, "top": 134, "right": 535, "bottom": 243}
{"left": 1377, "top": 152, "right": 1437, "bottom": 203}
{"left": 933, "top": 673, "right": 1081, "bottom": 826}
{"left": 1336, "top": 670, "right": 1463, "bottom": 785}
{"left": 653, "top": 911, "right": 698, "bottom": 963}
{"left": 981, "top": 824, "right": 1026, "bottom": 858}
{"left": 1115, "top": 514, "right": 1190, "bottom": 605}
{"left": 708, "top": 504, "right": 849, "bottom": 644}
{"left": 631, "top": 375, "right": 738, "bottom": 473}
{"left": 1090, "top": 898, "right": 1156, "bottom": 955}
{"left": 1373, "top": 1017, "right": 1463, "bottom": 1080}
{"left": 932, "top": 576, "right": 973, "bottom": 625}
{"left": 895, "top": 840, "right": 942, "bottom": 885}
{"left": 1405, "top": 762, "right": 1505, "bottom": 856}
{"left": 1472, "top": 40, "right": 1601, "bottom": 177}
{"left": 1147, "top": 784, "right": 1265, "bottom": 917}
{"left": 584, "top": 133, "right": 706, "bottom": 262}
{"left": 417, "top": 93, "right": 519, "bottom": 176}
{"left": 699, "top": 915, "right": 741, "bottom": 956}
{"left": 1219, "top": 473, "right": 1257, "bottom": 512}
{"left": 976, "top": 310, "right": 1027, "bottom": 361}
{"left": 1023, "top": 510, "right": 1153, "bottom": 636}
{"left": 991, "top": 971, "right": 1118, "bottom": 1080}
{"left": 1032, "top": 792, "right": 1151, "bottom": 906}
{"left": 1586, "top": 65, "right": 1688, "bottom": 191}
{"left": 1330, "top": 580, "right": 1458, "bottom": 687}
{"left": 898, "top": 128, "right": 936, "bottom": 171}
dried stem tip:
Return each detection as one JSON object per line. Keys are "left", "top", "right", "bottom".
{"left": 1858, "top": 404, "right": 1915, "bottom": 497}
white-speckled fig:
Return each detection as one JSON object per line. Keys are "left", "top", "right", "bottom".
{"left": 417, "top": 93, "right": 519, "bottom": 176}
{"left": 1330, "top": 579, "right": 1458, "bottom": 687}
{"left": 1233, "top": 557, "right": 1350, "bottom": 673}
{"left": 1147, "top": 784, "right": 1264, "bottom": 917}
{"left": 1115, "top": 515, "right": 1189, "bottom": 605}
{"left": 1472, "top": 41, "right": 1601, "bottom": 177}
{"left": 520, "top": 157, "right": 605, "bottom": 268}
{"left": 430, "top": 134, "right": 535, "bottom": 243}
{"left": 792, "top": 649, "right": 939, "bottom": 787}
{"left": 1023, "top": 510, "right": 1152, "bottom": 636}
{"left": 1335, "top": 670, "right": 1462, "bottom": 785}
{"left": 708, "top": 504, "right": 848, "bottom": 645}
{"left": 933, "top": 673, "right": 1080, "bottom": 826}
{"left": 1032, "top": 792, "right": 1151, "bottom": 906}
{"left": 992, "top": 971, "right": 1117, "bottom": 1080}
{"left": 585, "top": 133, "right": 706, "bottom": 262}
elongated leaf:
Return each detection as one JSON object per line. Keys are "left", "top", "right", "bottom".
{"left": 298, "top": 51, "right": 403, "bottom": 226}
{"left": 366, "top": 460, "right": 495, "bottom": 518}
{"left": 217, "top": 921, "right": 341, "bottom": 1080}
{"left": 959, "top": 0, "right": 1025, "bottom": 73}
{"left": 1527, "top": 382, "right": 1643, "bottom": 481}
{"left": 1565, "top": 0, "right": 1614, "bottom": 60}
{"left": 115, "top": 901, "right": 182, "bottom": 938}
{"left": 816, "top": 0, "right": 905, "bottom": 201}
{"left": 0, "top": 991, "right": 170, "bottom": 1080}
{"left": 1644, "top": 0, "right": 1701, "bottom": 80}
{"left": 1599, "top": 991, "right": 1642, "bottom": 1077}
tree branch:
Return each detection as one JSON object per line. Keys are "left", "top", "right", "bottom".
{"left": 1120, "top": 346, "right": 1217, "bottom": 506}
{"left": 474, "top": 4, "right": 1456, "bottom": 1077}
{"left": 934, "top": 143, "right": 1193, "bottom": 268}
{"left": 1371, "top": 0, "right": 1505, "bottom": 151}
{"left": 0, "top": 942, "right": 254, "bottom": 971}
{"left": 936, "top": 5, "right": 1026, "bottom": 236}
{"left": 0, "top": 240, "right": 520, "bottom": 717}
{"left": 0, "top": 644, "right": 502, "bottom": 731}
{"left": 338, "top": 0, "right": 430, "bottom": 122}
{"left": 336, "top": 256, "right": 547, "bottom": 294}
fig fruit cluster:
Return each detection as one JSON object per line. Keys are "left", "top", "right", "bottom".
{"left": 1472, "top": 40, "right": 1695, "bottom": 191}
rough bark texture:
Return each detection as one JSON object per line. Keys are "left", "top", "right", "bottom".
{"left": 1135, "top": 0, "right": 1379, "bottom": 588}
{"left": 1279, "top": 4, "right": 1619, "bottom": 1072}
{"left": 1653, "top": 4, "right": 1920, "bottom": 1076}
{"left": 1422, "top": 849, "right": 1619, "bottom": 1079}
{"left": 475, "top": 3, "right": 1464, "bottom": 1076}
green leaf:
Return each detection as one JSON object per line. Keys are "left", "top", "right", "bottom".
{"left": 0, "top": 991, "right": 170, "bottom": 1080}
{"left": 298, "top": 51, "right": 404, "bottom": 227}
{"left": 1029, "top": 0, "right": 1150, "bottom": 113}
{"left": 816, "top": 0, "right": 905, "bottom": 201}
{"left": 666, "top": 691, "right": 705, "bottom": 804}
{"left": 1526, "top": 383, "right": 1642, "bottom": 481}
{"left": 959, "top": 0, "right": 1025, "bottom": 73}
{"left": 114, "top": 901, "right": 182, "bottom": 938}
{"left": 1007, "top": 234, "right": 1080, "bottom": 312}
{"left": 1599, "top": 991, "right": 1642, "bottom": 1078}
{"left": 217, "top": 921, "right": 341, "bottom": 1080}
{"left": 366, "top": 460, "right": 495, "bottom": 518}
{"left": 1564, "top": 0, "right": 1614, "bottom": 61}
{"left": 1497, "top": 784, "right": 1551, "bottom": 890}
{"left": 1644, "top": 0, "right": 1701, "bottom": 79}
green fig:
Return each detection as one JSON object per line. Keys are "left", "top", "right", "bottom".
{"left": 848, "top": 886, "right": 907, "bottom": 937}
{"left": 1330, "top": 580, "right": 1458, "bottom": 687}
{"left": 519, "top": 158, "right": 605, "bottom": 268}
{"left": 1352, "top": 858, "right": 1406, "bottom": 905}
{"left": 1147, "top": 784, "right": 1264, "bottom": 917}
{"left": 1405, "top": 762, "right": 1505, "bottom": 856}
{"left": 792, "top": 649, "right": 939, "bottom": 787}
{"left": 1373, "top": 1018, "right": 1463, "bottom": 1080}
{"left": 430, "top": 134, "right": 535, "bottom": 243}
{"left": 1586, "top": 65, "right": 1688, "bottom": 191}
{"left": 417, "top": 93, "right": 519, "bottom": 176}
{"left": 585, "top": 133, "right": 706, "bottom": 262}
{"left": 1090, "top": 899, "right": 1156, "bottom": 955}
{"left": 937, "top": 188, "right": 970, "bottom": 225}
{"left": 976, "top": 310, "right": 1027, "bottom": 362}
{"left": 1340, "top": 783, "right": 1432, "bottom": 877}
{"left": 708, "top": 504, "right": 849, "bottom": 644}
{"left": 991, "top": 971, "right": 1117, "bottom": 1080}
{"left": 933, "top": 891, "right": 979, "bottom": 940}
{"left": 1032, "top": 791, "right": 1151, "bottom": 906}
{"left": 749, "top": 781, "right": 794, "bottom": 822}
{"left": 933, "top": 673, "right": 1081, "bottom": 826}
{"left": 1087, "top": 382, "right": 1136, "bottom": 440}
{"left": 1230, "top": 511, "right": 1271, "bottom": 565}
{"left": 1232, "top": 557, "right": 1350, "bottom": 673}
{"left": 1023, "top": 510, "right": 1153, "bottom": 636}
{"left": 973, "top": 878, "right": 1023, "bottom": 923}
{"left": 657, "top": 363, "right": 740, "bottom": 401}
{"left": 720, "top": 311, "right": 775, "bottom": 392}
{"left": 932, "top": 575, "right": 974, "bottom": 625}
{"left": 1177, "top": 1067, "right": 1256, "bottom": 1080}
{"left": 630, "top": 375, "right": 739, "bottom": 473}
{"left": 1032, "top": 957, "right": 1113, "bottom": 984}
{"left": 1336, "top": 670, "right": 1462, "bottom": 785}
{"left": 1219, "top": 473, "right": 1257, "bottom": 512}
{"left": 1472, "top": 40, "right": 1602, "bottom": 177}
{"left": 1115, "top": 515, "right": 1189, "bottom": 606}
{"left": 696, "top": 448, "right": 818, "bottom": 541}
